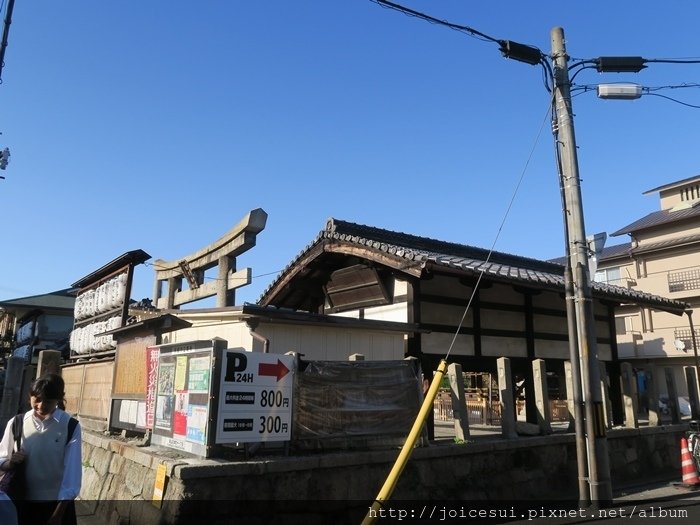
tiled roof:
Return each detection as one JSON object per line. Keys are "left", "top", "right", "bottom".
{"left": 597, "top": 242, "right": 632, "bottom": 262}
{"left": 611, "top": 206, "right": 700, "bottom": 236}
{"left": 643, "top": 174, "right": 700, "bottom": 195}
{"left": 0, "top": 288, "right": 77, "bottom": 311}
{"left": 631, "top": 233, "right": 700, "bottom": 255}
{"left": 261, "top": 219, "right": 688, "bottom": 314}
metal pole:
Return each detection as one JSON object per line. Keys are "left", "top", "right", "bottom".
{"left": 686, "top": 310, "right": 700, "bottom": 392}
{"left": 551, "top": 26, "right": 612, "bottom": 504}
{"left": 0, "top": 0, "right": 16, "bottom": 82}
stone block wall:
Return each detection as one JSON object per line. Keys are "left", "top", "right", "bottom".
{"left": 79, "top": 424, "right": 688, "bottom": 525}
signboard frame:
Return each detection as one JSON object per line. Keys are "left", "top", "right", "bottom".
{"left": 215, "top": 348, "right": 295, "bottom": 444}
{"left": 150, "top": 338, "right": 226, "bottom": 457}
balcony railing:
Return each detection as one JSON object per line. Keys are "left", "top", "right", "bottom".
{"left": 673, "top": 328, "right": 699, "bottom": 352}
{"left": 668, "top": 268, "right": 700, "bottom": 293}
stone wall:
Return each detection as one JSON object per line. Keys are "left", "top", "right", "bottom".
{"left": 79, "top": 425, "right": 688, "bottom": 525}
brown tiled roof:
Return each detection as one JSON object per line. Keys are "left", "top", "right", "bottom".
{"left": 631, "top": 233, "right": 700, "bottom": 255}
{"left": 643, "top": 174, "right": 700, "bottom": 195}
{"left": 261, "top": 218, "right": 688, "bottom": 315}
{"left": 611, "top": 206, "right": 700, "bottom": 236}
{"left": 597, "top": 242, "right": 632, "bottom": 262}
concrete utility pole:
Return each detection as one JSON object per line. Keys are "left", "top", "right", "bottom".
{"left": 0, "top": 0, "right": 15, "bottom": 82}
{"left": 551, "top": 27, "right": 613, "bottom": 504}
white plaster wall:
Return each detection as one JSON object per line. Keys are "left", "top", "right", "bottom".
{"left": 362, "top": 301, "right": 409, "bottom": 323}
{"left": 162, "top": 320, "right": 404, "bottom": 361}
{"left": 163, "top": 321, "right": 251, "bottom": 349}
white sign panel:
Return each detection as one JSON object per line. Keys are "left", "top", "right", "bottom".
{"left": 216, "top": 350, "right": 294, "bottom": 443}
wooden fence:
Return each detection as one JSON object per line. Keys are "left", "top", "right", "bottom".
{"left": 63, "top": 359, "right": 114, "bottom": 431}
{"left": 434, "top": 392, "right": 569, "bottom": 425}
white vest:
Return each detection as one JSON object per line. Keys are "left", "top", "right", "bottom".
{"left": 21, "top": 413, "right": 69, "bottom": 500}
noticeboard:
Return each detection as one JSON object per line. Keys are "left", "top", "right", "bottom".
{"left": 150, "top": 339, "right": 226, "bottom": 457}
{"left": 215, "top": 349, "right": 295, "bottom": 443}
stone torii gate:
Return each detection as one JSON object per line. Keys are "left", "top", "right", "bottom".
{"left": 152, "top": 208, "right": 267, "bottom": 309}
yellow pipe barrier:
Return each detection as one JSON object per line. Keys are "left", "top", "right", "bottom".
{"left": 361, "top": 359, "right": 448, "bottom": 525}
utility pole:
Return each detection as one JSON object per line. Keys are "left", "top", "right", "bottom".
{"left": 0, "top": 0, "right": 16, "bottom": 82}
{"left": 551, "top": 26, "right": 613, "bottom": 504}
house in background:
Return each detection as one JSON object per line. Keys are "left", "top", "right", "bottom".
{"left": 596, "top": 174, "right": 700, "bottom": 401}
{"left": 0, "top": 289, "right": 76, "bottom": 363}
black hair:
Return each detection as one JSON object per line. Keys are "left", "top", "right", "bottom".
{"left": 30, "top": 373, "right": 66, "bottom": 404}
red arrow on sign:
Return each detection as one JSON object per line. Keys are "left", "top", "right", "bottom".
{"left": 258, "top": 360, "right": 290, "bottom": 381}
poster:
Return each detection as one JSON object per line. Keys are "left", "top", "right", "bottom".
{"left": 173, "top": 392, "right": 189, "bottom": 436}
{"left": 188, "top": 356, "right": 210, "bottom": 392}
{"left": 175, "top": 356, "right": 188, "bottom": 391}
{"left": 158, "top": 363, "right": 175, "bottom": 395}
{"left": 186, "top": 404, "right": 208, "bottom": 444}
{"left": 155, "top": 395, "right": 173, "bottom": 430}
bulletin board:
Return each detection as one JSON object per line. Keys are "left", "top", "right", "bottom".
{"left": 150, "top": 339, "right": 226, "bottom": 457}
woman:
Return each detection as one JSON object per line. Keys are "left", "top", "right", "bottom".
{"left": 0, "top": 373, "right": 82, "bottom": 525}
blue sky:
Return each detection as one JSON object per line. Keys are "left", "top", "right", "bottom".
{"left": 1, "top": 1, "right": 699, "bottom": 306}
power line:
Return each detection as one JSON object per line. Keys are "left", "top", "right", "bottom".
{"left": 143, "top": 260, "right": 283, "bottom": 282}
{"left": 444, "top": 100, "right": 552, "bottom": 360}
{"left": 647, "top": 58, "right": 700, "bottom": 65}
{"left": 644, "top": 92, "right": 700, "bottom": 109}
{"left": 571, "top": 82, "right": 700, "bottom": 108}
{"left": 369, "top": 0, "right": 500, "bottom": 44}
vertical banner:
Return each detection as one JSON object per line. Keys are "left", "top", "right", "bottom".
{"left": 145, "top": 346, "right": 160, "bottom": 429}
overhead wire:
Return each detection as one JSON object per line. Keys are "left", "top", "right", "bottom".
{"left": 646, "top": 57, "right": 700, "bottom": 65}
{"left": 444, "top": 99, "right": 553, "bottom": 360}
{"left": 643, "top": 92, "right": 700, "bottom": 109}
{"left": 570, "top": 81, "right": 700, "bottom": 108}
{"left": 143, "top": 260, "right": 284, "bottom": 282}
{"left": 369, "top": 0, "right": 500, "bottom": 44}
{"left": 367, "top": 0, "right": 555, "bottom": 361}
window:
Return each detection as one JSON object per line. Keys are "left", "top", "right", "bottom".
{"left": 614, "top": 317, "right": 627, "bottom": 335}
{"left": 594, "top": 267, "right": 622, "bottom": 285}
